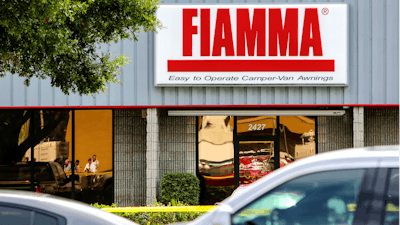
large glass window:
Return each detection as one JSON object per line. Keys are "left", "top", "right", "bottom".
{"left": 198, "top": 116, "right": 234, "bottom": 204}
{"left": 0, "top": 109, "right": 113, "bottom": 205}
{"left": 279, "top": 116, "right": 316, "bottom": 161}
{"left": 73, "top": 110, "right": 113, "bottom": 205}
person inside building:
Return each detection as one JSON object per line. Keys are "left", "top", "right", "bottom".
{"left": 92, "top": 155, "right": 99, "bottom": 171}
{"left": 64, "top": 159, "right": 71, "bottom": 172}
{"left": 84, "top": 158, "right": 93, "bottom": 172}
{"left": 75, "top": 160, "right": 81, "bottom": 173}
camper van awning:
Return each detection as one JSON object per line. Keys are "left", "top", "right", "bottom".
{"left": 168, "top": 110, "right": 345, "bottom": 116}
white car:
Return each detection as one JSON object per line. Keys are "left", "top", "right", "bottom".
{"left": 184, "top": 145, "right": 399, "bottom": 225}
{"left": 0, "top": 190, "right": 138, "bottom": 225}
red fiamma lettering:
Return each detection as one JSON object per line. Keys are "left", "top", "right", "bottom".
{"left": 201, "top": 9, "right": 210, "bottom": 56}
{"left": 182, "top": 9, "right": 198, "bottom": 56}
{"left": 212, "top": 9, "right": 235, "bottom": 56}
{"left": 268, "top": 8, "right": 298, "bottom": 56}
{"left": 237, "top": 8, "right": 266, "bottom": 56}
{"left": 300, "top": 8, "right": 323, "bottom": 56}
{"left": 181, "top": 8, "right": 323, "bottom": 57}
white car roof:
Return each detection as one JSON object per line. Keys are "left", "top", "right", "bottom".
{"left": 190, "top": 145, "right": 399, "bottom": 225}
{"left": 0, "top": 190, "right": 137, "bottom": 225}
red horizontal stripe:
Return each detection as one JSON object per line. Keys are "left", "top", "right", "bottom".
{"left": 0, "top": 104, "right": 397, "bottom": 110}
{"left": 168, "top": 60, "right": 335, "bottom": 72}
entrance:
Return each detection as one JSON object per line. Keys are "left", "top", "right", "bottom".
{"left": 234, "top": 116, "right": 280, "bottom": 188}
{"left": 197, "top": 115, "right": 316, "bottom": 204}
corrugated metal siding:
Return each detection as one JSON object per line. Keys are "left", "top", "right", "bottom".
{"left": 317, "top": 109, "right": 354, "bottom": 152}
{"left": 158, "top": 110, "right": 196, "bottom": 198}
{"left": 114, "top": 110, "right": 147, "bottom": 206}
{"left": 364, "top": 109, "right": 399, "bottom": 147}
{"left": 0, "top": 0, "right": 398, "bottom": 107}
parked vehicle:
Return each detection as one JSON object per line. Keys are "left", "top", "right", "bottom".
{"left": 180, "top": 145, "right": 399, "bottom": 225}
{"left": 0, "top": 190, "right": 138, "bottom": 225}
{"left": 0, "top": 162, "right": 82, "bottom": 199}
{"left": 93, "top": 169, "right": 113, "bottom": 205}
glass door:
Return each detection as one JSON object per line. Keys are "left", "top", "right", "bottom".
{"left": 234, "top": 116, "right": 280, "bottom": 188}
{"left": 239, "top": 140, "right": 275, "bottom": 185}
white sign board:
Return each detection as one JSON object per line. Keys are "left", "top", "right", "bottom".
{"left": 155, "top": 4, "right": 348, "bottom": 86}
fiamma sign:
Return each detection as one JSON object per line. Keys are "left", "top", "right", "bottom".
{"left": 155, "top": 4, "right": 348, "bottom": 86}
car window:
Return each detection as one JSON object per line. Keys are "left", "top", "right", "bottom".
{"left": 0, "top": 164, "right": 54, "bottom": 181}
{"left": 34, "top": 212, "right": 58, "bottom": 225}
{"left": 383, "top": 168, "right": 399, "bottom": 225}
{"left": 0, "top": 205, "right": 32, "bottom": 224}
{"left": 232, "top": 169, "right": 366, "bottom": 225}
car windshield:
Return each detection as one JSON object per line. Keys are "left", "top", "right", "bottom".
{"left": 0, "top": 164, "right": 54, "bottom": 181}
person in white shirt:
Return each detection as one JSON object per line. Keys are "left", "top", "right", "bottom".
{"left": 84, "top": 158, "right": 96, "bottom": 173}
{"left": 92, "top": 155, "right": 99, "bottom": 172}
{"left": 84, "top": 158, "right": 97, "bottom": 189}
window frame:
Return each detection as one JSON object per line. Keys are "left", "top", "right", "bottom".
{"left": 380, "top": 168, "right": 399, "bottom": 225}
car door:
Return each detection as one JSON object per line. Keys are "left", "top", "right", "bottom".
{"left": 231, "top": 168, "right": 377, "bottom": 225}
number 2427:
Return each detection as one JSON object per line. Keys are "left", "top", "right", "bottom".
{"left": 248, "top": 124, "right": 266, "bottom": 131}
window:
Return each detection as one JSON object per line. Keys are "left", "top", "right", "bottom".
{"left": 33, "top": 212, "right": 58, "bottom": 225}
{"left": 232, "top": 169, "right": 366, "bottom": 225}
{"left": 198, "top": 116, "right": 235, "bottom": 204}
{"left": 0, "top": 203, "right": 66, "bottom": 225}
{"left": 383, "top": 169, "right": 399, "bottom": 225}
{"left": 0, "top": 164, "right": 54, "bottom": 181}
{"left": 0, "top": 205, "right": 32, "bottom": 224}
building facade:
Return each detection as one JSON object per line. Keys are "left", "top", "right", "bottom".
{"left": 0, "top": 0, "right": 398, "bottom": 206}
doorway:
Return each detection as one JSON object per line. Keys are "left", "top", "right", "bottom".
{"left": 197, "top": 115, "right": 316, "bottom": 204}
{"left": 234, "top": 116, "right": 280, "bottom": 188}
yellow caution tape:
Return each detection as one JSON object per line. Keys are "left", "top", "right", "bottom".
{"left": 102, "top": 203, "right": 399, "bottom": 214}
{"left": 101, "top": 206, "right": 216, "bottom": 213}
{"left": 386, "top": 203, "right": 399, "bottom": 212}
{"left": 65, "top": 171, "right": 112, "bottom": 177}
{"left": 347, "top": 203, "right": 398, "bottom": 212}
{"left": 236, "top": 209, "right": 273, "bottom": 217}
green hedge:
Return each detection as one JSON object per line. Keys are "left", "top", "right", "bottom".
{"left": 160, "top": 172, "right": 200, "bottom": 205}
{"left": 91, "top": 200, "right": 205, "bottom": 225}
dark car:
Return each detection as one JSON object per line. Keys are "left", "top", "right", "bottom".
{"left": 0, "top": 162, "right": 82, "bottom": 199}
{"left": 92, "top": 169, "right": 113, "bottom": 205}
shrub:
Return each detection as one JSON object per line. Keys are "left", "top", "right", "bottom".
{"left": 160, "top": 172, "right": 200, "bottom": 205}
{"left": 91, "top": 200, "right": 205, "bottom": 225}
